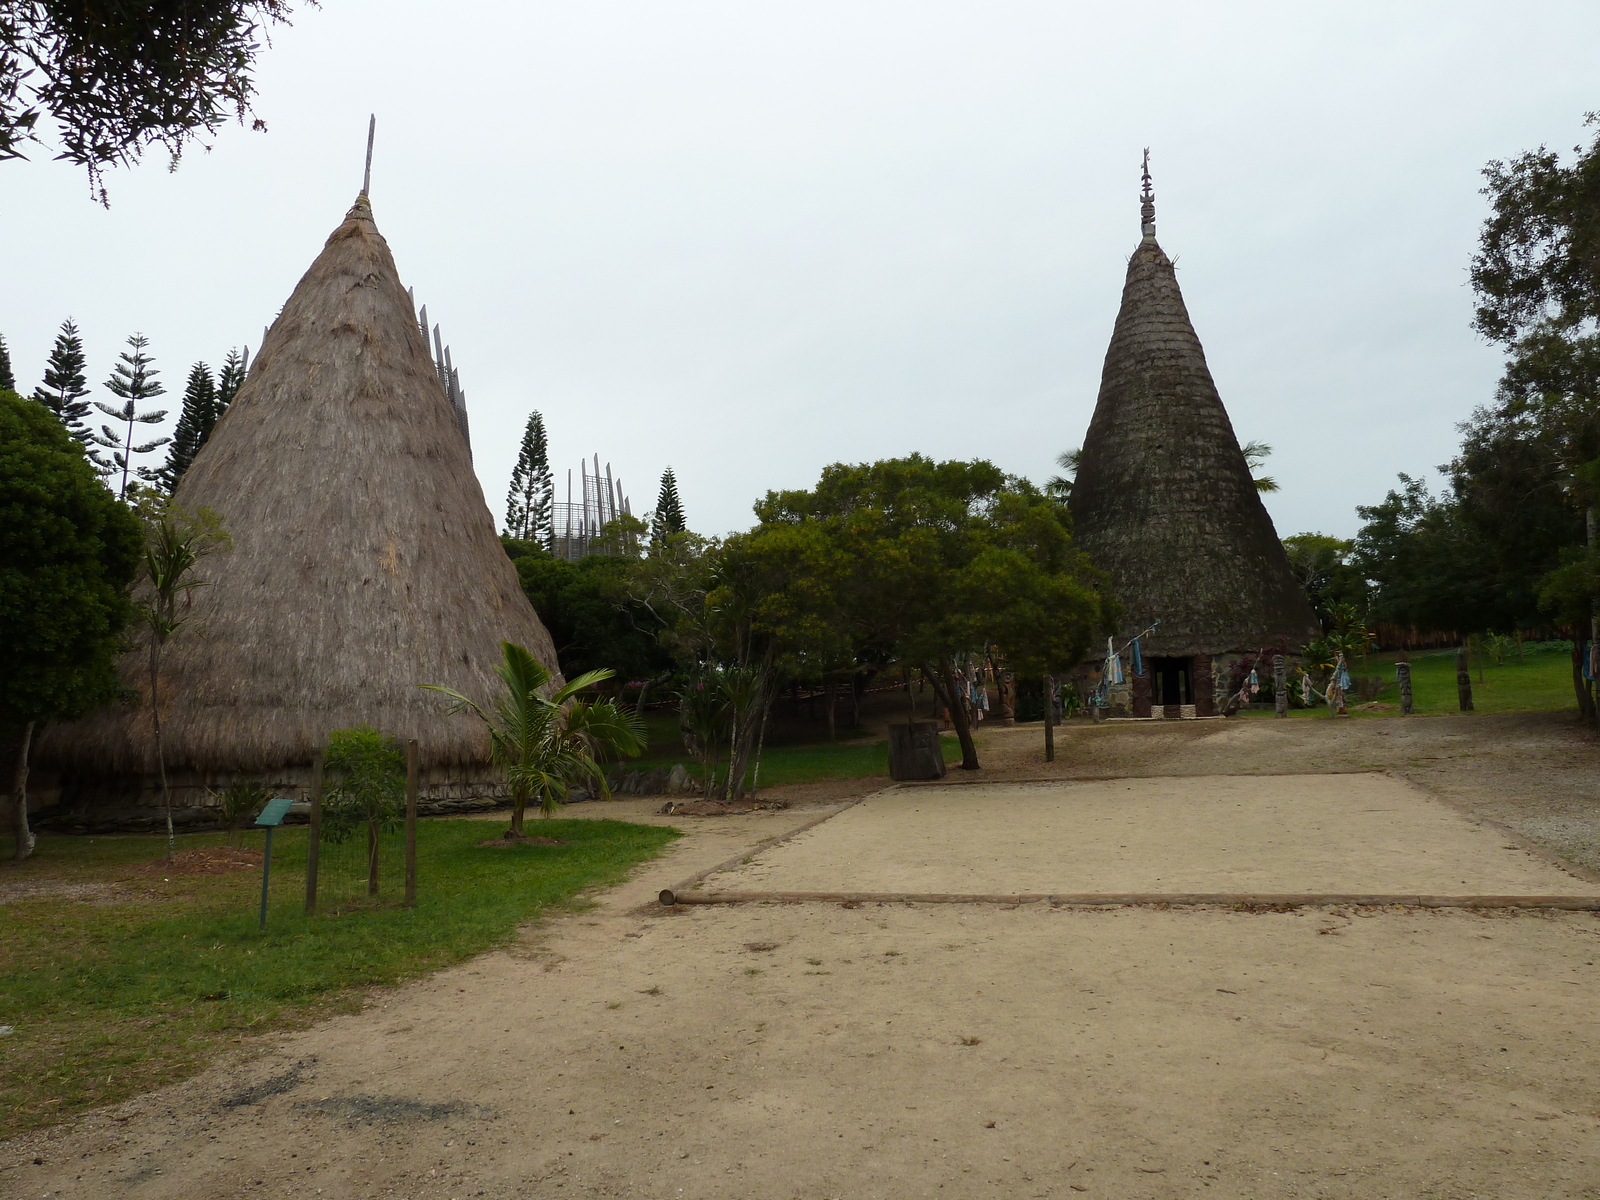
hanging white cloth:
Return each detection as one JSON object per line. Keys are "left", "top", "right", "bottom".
{"left": 1105, "top": 637, "right": 1124, "bottom": 685}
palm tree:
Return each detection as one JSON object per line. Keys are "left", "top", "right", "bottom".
{"left": 137, "top": 504, "right": 229, "bottom": 860}
{"left": 423, "top": 642, "right": 646, "bottom": 833}
{"left": 1240, "top": 440, "right": 1279, "bottom": 493}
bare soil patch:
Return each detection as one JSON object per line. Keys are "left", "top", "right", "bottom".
{"left": 122, "top": 846, "right": 262, "bottom": 877}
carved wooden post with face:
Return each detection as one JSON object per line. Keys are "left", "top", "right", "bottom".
{"left": 1456, "top": 643, "right": 1474, "bottom": 712}
{"left": 1397, "top": 653, "right": 1414, "bottom": 716}
{"left": 1273, "top": 654, "right": 1287, "bottom": 717}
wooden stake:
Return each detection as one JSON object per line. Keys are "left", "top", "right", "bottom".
{"left": 1456, "top": 643, "right": 1475, "bottom": 712}
{"left": 304, "top": 750, "right": 323, "bottom": 915}
{"left": 1043, "top": 674, "right": 1056, "bottom": 763}
{"left": 405, "top": 739, "right": 418, "bottom": 908}
{"left": 362, "top": 114, "right": 375, "bottom": 195}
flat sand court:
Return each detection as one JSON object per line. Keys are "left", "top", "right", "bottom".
{"left": 709, "top": 773, "right": 1597, "bottom": 896}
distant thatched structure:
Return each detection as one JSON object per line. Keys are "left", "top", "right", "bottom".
{"left": 1070, "top": 160, "right": 1318, "bottom": 717}
{"left": 38, "top": 195, "right": 560, "bottom": 804}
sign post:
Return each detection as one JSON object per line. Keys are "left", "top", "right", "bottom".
{"left": 254, "top": 797, "right": 295, "bottom": 930}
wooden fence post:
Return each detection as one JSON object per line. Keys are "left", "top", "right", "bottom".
{"left": 304, "top": 750, "right": 323, "bottom": 915}
{"left": 1456, "top": 643, "right": 1475, "bottom": 712}
{"left": 1043, "top": 674, "right": 1056, "bottom": 763}
{"left": 404, "top": 738, "right": 418, "bottom": 908}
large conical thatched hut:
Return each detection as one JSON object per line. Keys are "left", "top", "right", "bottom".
{"left": 1070, "top": 160, "right": 1318, "bottom": 717}
{"left": 38, "top": 195, "right": 560, "bottom": 807}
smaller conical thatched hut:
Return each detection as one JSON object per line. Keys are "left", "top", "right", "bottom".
{"left": 1069, "top": 159, "right": 1319, "bottom": 717}
{"left": 38, "top": 195, "right": 560, "bottom": 807}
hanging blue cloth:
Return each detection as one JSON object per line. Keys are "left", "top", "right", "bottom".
{"left": 1131, "top": 637, "right": 1142, "bottom": 676}
{"left": 1584, "top": 642, "right": 1594, "bottom": 683}
{"left": 1338, "top": 663, "right": 1352, "bottom": 691}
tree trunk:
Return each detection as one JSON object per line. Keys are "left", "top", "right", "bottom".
{"left": 749, "top": 691, "right": 772, "bottom": 803}
{"left": 851, "top": 675, "right": 861, "bottom": 731}
{"left": 150, "top": 640, "right": 175, "bottom": 862}
{"left": 1043, "top": 674, "right": 1055, "bottom": 763}
{"left": 12, "top": 721, "right": 36, "bottom": 862}
{"left": 1590, "top": 506, "right": 1599, "bottom": 725}
{"left": 825, "top": 680, "right": 836, "bottom": 742}
{"left": 367, "top": 817, "right": 379, "bottom": 895}
{"left": 927, "top": 659, "right": 979, "bottom": 770}
{"left": 1456, "top": 643, "right": 1475, "bottom": 712}
{"left": 1573, "top": 641, "right": 1596, "bottom": 723}
{"left": 510, "top": 782, "right": 528, "bottom": 835}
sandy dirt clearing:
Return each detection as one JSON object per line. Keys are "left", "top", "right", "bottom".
{"left": 9, "top": 717, "right": 1600, "bottom": 1199}
{"left": 712, "top": 774, "right": 1597, "bottom": 897}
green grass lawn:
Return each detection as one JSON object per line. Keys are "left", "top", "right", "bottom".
{"left": 1243, "top": 640, "right": 1579, "bottom": 717}
{"left": 0, "top": 818, "right": 677, "bottom": 1137}
{"left": 618, "top": 733, "right": 963, "bottom": 790}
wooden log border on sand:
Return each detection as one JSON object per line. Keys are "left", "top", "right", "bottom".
{"left": 658, "top": 889, "right": 1600, "bottom": 910}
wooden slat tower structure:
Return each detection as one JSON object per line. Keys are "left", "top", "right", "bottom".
{"left": 1069, "top": 153, "right": 1319, "bottom": 718}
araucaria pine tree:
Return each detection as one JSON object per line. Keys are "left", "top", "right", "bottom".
{"left": 214, "top": 348, "right": 246, "bottom": 421}
{"left": 31, "top": 319, "right": 94, "bottom": 446}
{"left": 151, "top": 363, "right": 216, "bottom": 493}
{"left": 0, "top": 332, "right": 14, "bottom": 391}
{"left": 651, "top": 467, "right": 686, "bottom": 544}
{"left": 505, "top": 411, "right": 554, "bottom": 545}
{"left": 93, "top": 334, "right": 169, "bottom": 498}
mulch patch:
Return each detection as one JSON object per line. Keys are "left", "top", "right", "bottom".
{"left": 477, "top": 831, "right": 566, "bottom": 848}
{"left": 124, "top": 847, "right": 263, "bottom": 877}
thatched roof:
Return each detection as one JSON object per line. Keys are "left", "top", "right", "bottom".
{"left": 40, "top": 196, "right": 560, "bottom": 777}
{"left": 1069, "top": 174, "right": 1319, "bottom": 658}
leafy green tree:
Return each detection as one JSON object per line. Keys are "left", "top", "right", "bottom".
{"left": 1353, "top": 476, "right": 1506, "bottom": 637}
{"left": 151, "top": 363, "right": 216, "bottom": 494}
{"left": 651, "top": 467, "right": 687, "bottom": 545}
{"left": 31, "top": 319, "right": 93, "bottom": 445}
{"left": 0, "top": 389, "right": 142, "bottom": 860}
{"left": 92, "top": 334, "right": 168, "bottom": 497}
{"left": 214, "top": 348, "right": 246, "bottom": 420}
{"left": 510, "top": 549, "right": 671, "bottom": 686}
{"left": 1472, "top": 119, "right": 1600, "bottom": 690}
{"left": 0, "top": 332, "right": 13, "bottom": 390}
{"left": 504, "top": 411, "right": 553, "bottom": 544}
{"left": 134, "top": 500, "right": 230, "bottom": 860}
{"left": 321, "top": 726, "right": 405, "bottom": 895}
{"left": 1, "top": 1, "right": 300, "bottom": 202}
{"left": 424, "top": 642, "right": 645, "bottom": 833}
{"left": 753, "top": 455, "right": 1109, "bottom": 770}
{"left": 1281, "top": 533, "right": 1368, "bottom": 631}
{"left": 1472, "top": 117, "right": 1600, "bottom": 344}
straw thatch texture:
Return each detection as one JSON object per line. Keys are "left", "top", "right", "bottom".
{"left": 1069, "top": 234, "right": 1319, "bottom": 657}
{"left": 39, "top": 197, "right": 560, "bottom": 785}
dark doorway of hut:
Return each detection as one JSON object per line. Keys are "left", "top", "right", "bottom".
{"left": 1150, "top": 657, "right": 1193, "bottom": 719}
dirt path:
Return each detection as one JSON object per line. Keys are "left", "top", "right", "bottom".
{"left": 8, "top": 717, "right": 1600, "bottom": 1200}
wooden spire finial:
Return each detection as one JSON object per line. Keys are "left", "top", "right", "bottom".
{"left": 362, "top": 114, "right": 376, "bottom": 197}
{"left": 1140, "top": 148, "right": 1155, "bottom": 238}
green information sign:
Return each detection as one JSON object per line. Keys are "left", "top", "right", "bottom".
{"left": 254, "top": 797, "right": 295, "bottom": 827}
{"left": 253, "top": 798, "right": 295, "bottom": 929}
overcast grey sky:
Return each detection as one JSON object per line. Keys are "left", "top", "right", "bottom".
{"left": 5, "top": 1, "right": 1598, "bottom": 540}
